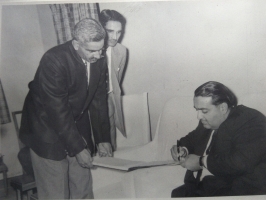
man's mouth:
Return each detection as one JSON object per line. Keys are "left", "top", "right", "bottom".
{"left": 109, "top": 40, "right": 117, "bottom": 43}
{"left": 89, "top": 58, "right": 97, "bottom": 63}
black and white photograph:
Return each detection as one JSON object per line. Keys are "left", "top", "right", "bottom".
{"left": 1, "top": 0, "right": 266, "bottom": 199}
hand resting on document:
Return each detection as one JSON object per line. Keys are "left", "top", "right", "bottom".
{"left": 97, "top": 142, "right": 113, "bottom": 157}
{"left": 76, "top": 148, "right": 94, "bottom": 168}
{"left": 75, "top": 142, "right": 113, "bottom": 168}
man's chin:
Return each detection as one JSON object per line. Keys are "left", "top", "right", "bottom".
{"left": 202, "top": 123, "right": 211, "bottom": 129}
{"left": 108, "top": 41, "right": 118, "bottom": 47}
{"left": 89, "top": 59, "right": 97, "bottom": 63}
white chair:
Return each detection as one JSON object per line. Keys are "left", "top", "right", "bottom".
{"left": 119, "top": 96, "right": 198, "bottom": 198}
{"left": 116, "top": 92, "right": 151, "bottom": 149}
{"left": 93, "top": 95, "right": 198, "bottom": 198}
{"left": 92, "top": 92, "right": 151, "bottom": 198}
{"left": 93, "top": 94, "right": 266, "bottom": 198}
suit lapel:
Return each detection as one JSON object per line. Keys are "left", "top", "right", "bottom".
{"left": 110, "top": 48, "right": 120, "bottom": 92}
{"left": 111, "top": 47, "right": 120, "bottom": 79}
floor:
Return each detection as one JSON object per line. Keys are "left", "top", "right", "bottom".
{"left": 0, "top": 182, "right": 36, "bottom": 200}
{"left": 0, "top": 175, "right": 37, "bottom": 200}
{"left": 0, "top": 182, "right": 18, "bottom": 200}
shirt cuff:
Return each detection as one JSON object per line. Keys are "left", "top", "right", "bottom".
{"left": 202, "top": 155, "right": 208, "bottom": 168}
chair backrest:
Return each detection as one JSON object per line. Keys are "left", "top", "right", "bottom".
{"left": 153, "top": 96, "right": 198, "bottom": 161}
{"left": 12, "top": 111, "right": 24, "bottom": 149}
{"left": 116, "top": 92, "right": 151, "bottom": 149}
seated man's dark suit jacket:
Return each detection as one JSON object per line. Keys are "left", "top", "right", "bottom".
{"left": 178, "top": 105, "right": 266, "bottom": 196}
{"left": 19, "top": 40, "right": 110, "bottom": 161}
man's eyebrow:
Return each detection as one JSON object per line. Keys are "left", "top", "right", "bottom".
{"left": 194, "top": 107, "right": 208, "bottom": 111}
{"left": 85, "top": 47, "right": 104, "bottom": 52}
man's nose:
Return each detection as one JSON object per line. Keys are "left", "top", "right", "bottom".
{"left": 94, "top": 51, "right": 101, "bottom": 59}
{"left": 197, "top": 111, "right": 203, "bottom": 120}
{"left": 111, "top": 33, "right": 118, "bottom": 40}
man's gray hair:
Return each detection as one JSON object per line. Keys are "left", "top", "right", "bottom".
{"left": 73, "top": 18, "right": 106, "bottom": 43}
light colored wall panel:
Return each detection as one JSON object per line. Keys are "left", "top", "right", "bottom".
{"left": 100, "top": 0, "right": 266, "bottom": 137}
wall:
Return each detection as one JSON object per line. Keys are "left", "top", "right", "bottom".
{"left": 0, "top": 3, "right": 56, "bottom": 178}
{"left": 99, "top": 0, "right": 266, "bottom": 135}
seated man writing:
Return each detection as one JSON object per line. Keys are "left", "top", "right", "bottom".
{"left": 171, "top": 81, "right": 266, "bottom": 197}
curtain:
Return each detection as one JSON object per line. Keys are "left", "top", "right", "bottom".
{"left": 0, "top": 79, "right": 11, "bottom": 124}
{"left": 50, "top": 3, "right": 99, "bottom": 45}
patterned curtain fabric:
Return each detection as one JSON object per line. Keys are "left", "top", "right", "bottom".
{"left": 50, "top": 3, "right": 99, "bottom": 45}
{"left": 0, "top": 79, "right": 11, "bottom": 124}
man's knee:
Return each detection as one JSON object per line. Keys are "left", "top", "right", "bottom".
{"left": 171, "top": 184, "right": 197, "bottom": 198}
{"left": 171, "top": 184, "right": 187, "bottom": 197}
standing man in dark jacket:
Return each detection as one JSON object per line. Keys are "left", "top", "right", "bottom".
{"left": 19, "top": 18, "right": 112, "bottom": 199}
{"left": 171, "top": 81, "right": 266, "bottom": 197}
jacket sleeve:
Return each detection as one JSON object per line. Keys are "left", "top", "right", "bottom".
{"left": 207, "top": 112, "right": 266, "bottom": 177}
{"left": 89, "top": 58, "right": 111, "bottom": 145}
{"left": 38, "top": 54, "right": 86, "bottom": 157}
{"left": 178, "top": 122, "right": 204, "bottom": 154}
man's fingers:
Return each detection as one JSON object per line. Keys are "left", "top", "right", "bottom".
{"left": 171, "top": 148, "right": 180, "bottom": 161}
{"left": 180, "top": 156, "right": 186, "bottom": 163}
{"left": 171, "top": 146, "right": 178, "bottom": 154}
{"left": 83, "top": 161, "right": 93, "bottom": 168}
{"left": 178, "top": 147, "right": 184, "bottom": 156}
{"left": 98, "top": 143, "right": 113, "bottom": 157}
{"left": 87, "top": 162, "right": 93, "bottom": 168}
{"left": 99, "top": 152, "right": 107, "bottom": 157}
{"left": 98, "top": 148, "right": 107, "bottom": 157}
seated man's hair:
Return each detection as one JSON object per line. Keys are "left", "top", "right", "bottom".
{"left": 194, "top": 81, "right": 238, "bottom": 108}
{"left": 73, "top": 18, "right": 106, "bottom": 43}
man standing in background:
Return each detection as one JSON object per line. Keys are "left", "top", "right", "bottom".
{"left": 100, "top": 10, "right": 128, "bottom": 151}
{"left": 19, "top": 18, "right": 112, "bottom": 199}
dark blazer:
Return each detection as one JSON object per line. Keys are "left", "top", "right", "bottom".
{"left": 178, "top": 105, "right": 266, "bottom": 196}
{"left": 19, "top": 41, "right": 111, "bottom": 161}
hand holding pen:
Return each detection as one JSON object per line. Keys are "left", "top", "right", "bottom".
{"left": 171, "top": 141, "right": 188, "bottom": 164}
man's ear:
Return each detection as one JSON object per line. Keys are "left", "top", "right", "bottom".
{"left": 220, "top": 102, "right": 229, "bottom": 114}
{"left": 72, "top": 40, "right": 79, "bottom": 50}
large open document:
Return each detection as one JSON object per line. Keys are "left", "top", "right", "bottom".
{"left": 92, "top": 156, "right": 178, "bottom": 171}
